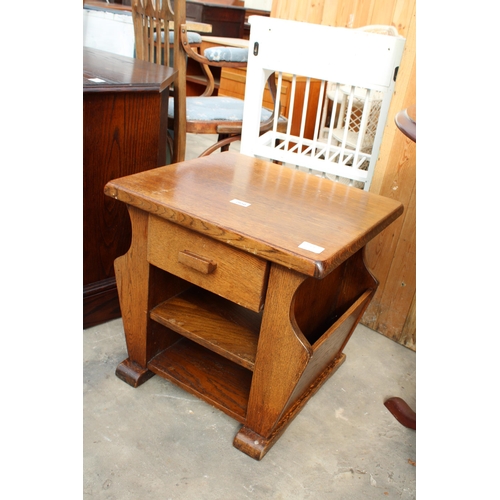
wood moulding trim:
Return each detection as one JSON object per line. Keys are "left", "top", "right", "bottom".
{"left": 83, "top": 277, "right": 121, "bottom": 329}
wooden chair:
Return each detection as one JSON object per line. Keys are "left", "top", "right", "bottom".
{"left": 132, "top": 0, "right": 284, "bottom": 161}
{"left": 175, "top": 2, "right": 285, "bottom": 159}
{"left": 132, "top": 0, "right": 191, "bottom": 162}
{"left": 240, "top": 17, "right": 406, "bottom": 191}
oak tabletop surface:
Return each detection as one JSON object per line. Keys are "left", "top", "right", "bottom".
{"left": 105, "top": 152, "right": 403, "bottom": 278}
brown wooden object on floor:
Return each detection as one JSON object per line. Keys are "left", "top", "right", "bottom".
{"left": 384, "top": 397, "right": 416, "bottom": 430}
{"left": 83, "top": 47, "right": 177, "bottom": 329}
{"left": 382, "top": 104, "right": 416, "bottom": 431}
{"left": 105, "top": 152, "right": 403, "bottom": 460}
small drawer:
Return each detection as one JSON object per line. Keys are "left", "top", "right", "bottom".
{"left": 147, "top": 215, "right": 269, "bottom": 312}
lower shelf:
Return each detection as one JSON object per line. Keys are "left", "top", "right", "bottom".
{"left": 148, "top": 337, "right": 252, "bottom": 423}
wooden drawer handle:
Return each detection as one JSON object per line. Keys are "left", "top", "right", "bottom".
{"left": 178, "top": 250, "right": 217, "bottom": 274}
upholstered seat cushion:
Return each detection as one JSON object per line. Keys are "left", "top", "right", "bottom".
{"left": 169, "top": 30, "right": 202, "bottom": 44}
{"left": 153, "top": 30, "right": 202, "bottom": 44}
{"left": 204, "top": 47, "right": 248, "bottom": 63}
{"left": 168, "top": 96, "right": 272, "bottom": 122}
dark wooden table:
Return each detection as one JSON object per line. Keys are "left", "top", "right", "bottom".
{"left": 104, "top": 151, "right": 403, "bottom": 459}
{"left": 83, "top": 47, "right": 177, "bottom": 329}
{"left": 186, "top": 0, "right": 246, "bottom": 38}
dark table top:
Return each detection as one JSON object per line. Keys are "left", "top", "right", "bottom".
{"left": 83, "top": 47, "right": 177, "bottom": 93}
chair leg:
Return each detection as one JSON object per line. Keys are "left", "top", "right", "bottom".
{"left": 219, "top": 133, "right": 230, "bottom": 153}
{"left": 384, "top": 397, "right": 416, "bottom": 430}
{"left": 166, "top": 132, "right": 174, "bottom": 164}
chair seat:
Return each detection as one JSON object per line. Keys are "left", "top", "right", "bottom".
{"left": 154, "top": 30, "right": 202, "bottom": 44}
{"left": 168, "top": 96, "right": 272, "bottom": 123}
{"left": 204, "top": 47, "right": 248, "bottom": 63}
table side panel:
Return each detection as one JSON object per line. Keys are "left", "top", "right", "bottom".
{"left": 84, "top": 91, "right": 165, "bottom": 284}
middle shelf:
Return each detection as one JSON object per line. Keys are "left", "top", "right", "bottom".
{"left": 150, "top": 286, "right": 262, "bottom": 371}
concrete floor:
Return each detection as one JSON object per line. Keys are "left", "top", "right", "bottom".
{"left": 83, "top": 319, "right": 416, "bottom": 499}
{"left": 83, "top": 135, "right": 416, "bottom": 499}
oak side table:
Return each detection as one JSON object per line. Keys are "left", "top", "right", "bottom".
{"left": 104, "top": 152, "right": 403, "bottom": 460}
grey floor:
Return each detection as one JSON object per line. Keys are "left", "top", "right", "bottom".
{"left": 83, "top": 135, "right": 416, "bottom": 499}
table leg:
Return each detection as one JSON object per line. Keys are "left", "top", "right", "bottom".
{"left": 114, "top": 206, "right": 186, "bottom": 387}
{"left": 234, "top": 265, "right": 312, "bottom": 459}
{"left": 234, "top": 251, "right": 378, "bottom": 460}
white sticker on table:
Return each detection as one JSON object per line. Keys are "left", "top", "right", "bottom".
{"left": 230, "top": 199, "right": 251, "bottom": 207}
{"left": 298, "top": 241, "right": 325, "bottom": 254}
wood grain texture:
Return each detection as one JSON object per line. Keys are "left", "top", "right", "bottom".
{"left": 114, "top": 205, "right": 186, "bottom": 380}
{"left": 150, "top": 287, "right": 262, "bottom": 370}
{"left": 104, "top": 152, "right": 403, "bottom": 279}
{"left": 106, "top": 149, "right": 404, "bottom": 459}
{"left": 177, "top": 250, "right": 217, "bottom": 274}
{"left": 83, "top": 47, "right": 176, "bottom": 328}
{"left": 147, "top": 214, "right": 269, "bottom": 311}
{"left": 234, "top": 353, "right": 346, "bottom": 460}
{"left": 113, "top": 206, "right": 152, "bottom": 367}
{"left": 283, "top": 250, "right": 377, "bottom": 415}
{"left": 244, "top": 264, "right": 311, "bottom": 437}
{"left": 293, "top": 250, "right": 378, "bottom": 344}
{"left": 148, "top": 338, "right": 252, "bottom": 422}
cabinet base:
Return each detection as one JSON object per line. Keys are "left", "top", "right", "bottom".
{"left": 233, "top": 353, "right": 346, "bottom": 460}
{"left": 83, "top": 277, "right": 121, "bottom": 329}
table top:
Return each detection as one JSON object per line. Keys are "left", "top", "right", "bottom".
{"left": 104, "top": 152, "right": 403, "bottom": 279}
{"left": 83, "top": 47, "right": 177, "bottom": 93}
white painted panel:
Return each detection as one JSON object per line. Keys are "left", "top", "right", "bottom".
{"left": 246, "top": 16, "right": 404, "bottom": 90}
{"left": 83, "top": 9, "right": 135, "bottom": 58}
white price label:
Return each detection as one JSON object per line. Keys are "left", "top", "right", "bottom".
{"left": 298, "top": 241, "right": 325, "bottom": 254}
{"left": 230, "top": 199, "right": 251, "bottom": 207}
